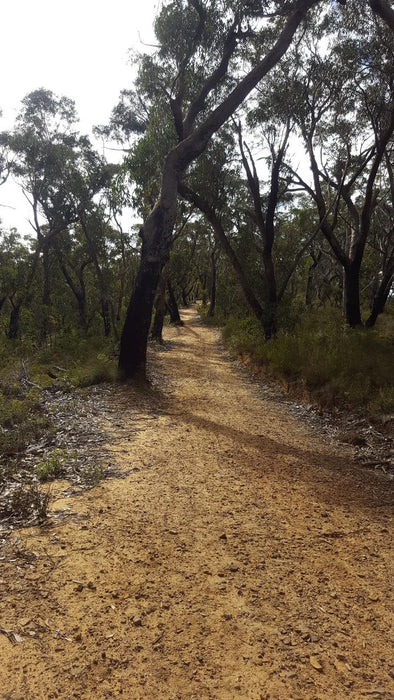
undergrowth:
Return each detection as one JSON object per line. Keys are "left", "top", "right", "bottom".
{"left": 221, "top": 307, "right": 394, "bottom": 413}
{"left": 0, "top": 334, "right": 114, "bottom": 524}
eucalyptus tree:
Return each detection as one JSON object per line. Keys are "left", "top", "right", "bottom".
{"left": 179, "top": 131, "right": 268, "bottom": 326}
{"left": 166, "top": 221, "right": 201, "bottom": 306}
{"left": 181, "top": 99, "right": 317, "bottom": 338}
{"left": 5, "top": 89, "right": 117, "bottom": 341}
{"left": 233, "top": 63, "right": 305, "bottom": 339}
{"left": 0, "top": 230, "right": 31, "bottom": 337}
{"left": 0, "top": 115, "right": 12, "bottom": 188}
{"left": 286, "top": 11, "right": 394, "bottom": 326}
{"left": 117, "top": 0, "right": 326, "bottom": 379}
{"left": 364, "top": 165, "right": 394, "bottom": 327}
{"left": 5, "top": 90, "right": 85, "bottom": 339}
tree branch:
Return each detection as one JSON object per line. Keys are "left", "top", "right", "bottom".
{"left": 178, "top": 0, "right": 320, "bottom": 167}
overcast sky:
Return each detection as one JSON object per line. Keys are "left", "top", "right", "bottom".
{"left": 0, "top": 0, "right": 159, "bottom": 231}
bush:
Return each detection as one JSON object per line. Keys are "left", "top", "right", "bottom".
{"left": 36, "top": 449, "right": 68, "bottom": 482}
{"left": 68, "top": 353, "right": 117, "bottom": 387}
{"left": 223, "top": 308, "right": 394, "bottom": 412}
{"left": 222, "top": 315, "right": 265, "bottom": 356}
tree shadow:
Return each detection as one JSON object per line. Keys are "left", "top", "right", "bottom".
{"left": 175, "top": 408, "right": 394, "bottom": 516}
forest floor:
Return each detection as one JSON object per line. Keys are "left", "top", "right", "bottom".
{"left": 0, "top": 308, "right": 393, "bottom": 700}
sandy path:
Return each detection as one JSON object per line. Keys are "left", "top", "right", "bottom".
{"left": 0, "top": 308, "right": 393, "bottom": 700}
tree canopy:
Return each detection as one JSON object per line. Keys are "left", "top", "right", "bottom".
{"left": 0, "top": 0, "right": 392, "bottom": 386}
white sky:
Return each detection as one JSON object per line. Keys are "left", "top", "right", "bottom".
{"left": 0, "top": 0, "right": 160, "bottom": 232}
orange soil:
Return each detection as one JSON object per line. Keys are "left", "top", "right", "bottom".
{"left": 0, "top": 308, "right": 393, "bottom": 700}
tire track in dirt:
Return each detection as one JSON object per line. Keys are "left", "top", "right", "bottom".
{"left": 0, "top": 308, "right": 393, "bottom": 699}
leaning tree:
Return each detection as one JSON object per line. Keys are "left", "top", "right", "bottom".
{"left": 118, "top": 0, "right": 393, "bottom": 379}
{"left": 118, "top": 0, "right": 324, "bottom": 379}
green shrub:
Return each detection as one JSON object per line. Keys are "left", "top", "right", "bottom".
{"left": 223, "top": 308, "right": 394, "bottom": 412}
{"left": 68, "top": 353, "right": 117, "bottom": 387}
{"left": 0, "top": 382, "right": 50, "bottom": 463}
{"left": 222, "top": 315, "right": 265, "bottom": 356}
{"left": 36, "top": 449, "right": 67, "bottom": 482}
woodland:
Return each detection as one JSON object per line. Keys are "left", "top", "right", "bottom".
{"left": 0, "top": 0, "right": 393, "bottom": 517}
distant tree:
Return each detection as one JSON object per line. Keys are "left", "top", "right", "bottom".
{"left": 5, "top": 89, "right": 116, "bottom": 341}
{"left": 0, "top": 229, "right": 39, "bottom": 339}
{"left": 0, "top": 113, "right": 12, "bottom": 187}
{"left": 286, "top": 14, "right": 394, "bottom": 326}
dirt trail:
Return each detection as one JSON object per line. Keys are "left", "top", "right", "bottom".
{"left": 1, "top": 308, "right": 393, "bottom": 700}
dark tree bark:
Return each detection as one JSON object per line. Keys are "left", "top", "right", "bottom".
{"left": 365, "top": 263, "right": 394, "bottom": 327}
{"left": 8, "top": 302, "right": 21, "bottom": 339}
{"left": 55, "top": 245, "right": 91, "bottom": 332}
{"left": 101, "top": 298, "right": 112, "bottom": 337}
{"left": 118, "top": 0, "right": 319, "bottom": 379}
{"left": 207, "top": 250, "right": 217, "bottom": 318}
{"left": 237, "top": 122, "right": 291, "bottom": 338}
{"left": 151, "top": 268, "right": 168, "bottom": 342}
{"left": 167, "top": 280, "right": 183, "bottom": 325}
{"left": 181, "top": 287, "right": 189, "bottom": 307}
{"left": 343, "top": 261, "right": 363, "bottom": 326}
{"left": 79, "top": 214, "right": 113, "bottom": 337}
{"left": 39, "top": 240, "right": 52, "bottom": 344}
{"left": 6, "top": 247, "right": 41, "bottom": 341}
{"left": 305, "top": 251, "right": 322, "bottom": 306}
{"left": 119, "top": 202, "right": 175, "bottom": 378}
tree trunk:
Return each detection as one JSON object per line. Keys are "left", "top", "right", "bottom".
{"left": 181, "top": 287, "right": 189, "bottom": 307}
{"left": 344, "top": 262, "right": 363, "bottom": 327}
{"left": 118, "top": 191, "right": 177, "bottom": 379}
{"left": 8, "top": 304, "right": 21, "bottom": 339}
{"left": 167, "top": 280, "right": 183, "bottom": 325}
{"left": 100, "top": 297, "right": 111, "bottom": 337}
{"left": 179, "top": 183, "right": 265, "bottom": 324}
{"left": 151, "top": 270, "right": 168, "bottom": 342}
{"left": 261, "top": 248, "right": 277, "bottom": 340}
{"left": 365, "top": 266, "right": 394, "bottom": 328}
{"left": 207, "top": 252, "right": 217, "bottom": 318}
{"left": 305, "top": 254, "right": 321, "bottom": 306}
{"left": 76, "top": 294, "right": 88, "bottom": 332}
{"left": 116, "top": 273, "right": 126, "bottom": 321}
{"left": 56, "top": 250, "right": 90, "bottom": 333}
{"left": 40, "top": 241, "right": 51, "bottom": 344}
